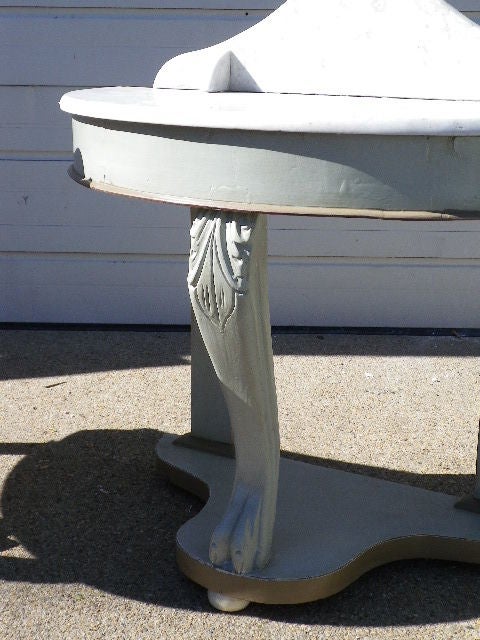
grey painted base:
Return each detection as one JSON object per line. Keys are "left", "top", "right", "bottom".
{"left": 156, "top": 433, "right": 480, "bottom": 608}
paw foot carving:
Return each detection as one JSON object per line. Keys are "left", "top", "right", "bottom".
{"left": 209, "top": 484, "right": 272, "bottom": 574}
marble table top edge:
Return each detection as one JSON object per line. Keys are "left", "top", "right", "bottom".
{"left": 60, "top": 87, "right": 480, "bottom": 136}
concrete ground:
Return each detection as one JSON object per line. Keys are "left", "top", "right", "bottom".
{"left": 1, "top": 328, "right": 480, "bottom": 639}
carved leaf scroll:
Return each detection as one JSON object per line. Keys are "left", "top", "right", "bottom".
{"left": 188, "top": 210, "right": 255, "bottom": 331}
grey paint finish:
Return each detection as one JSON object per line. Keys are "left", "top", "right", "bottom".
{"left": 188, "top": 209, "right": 279, "bottom": 575}
{"left": 191, "top": 312, "right": 231, "bottom": 445}
{"left": 72, "top": 117, "right": 480, "bottom": 214}
{"left": 157, "top": 433, "right": 480, "bottom": 602}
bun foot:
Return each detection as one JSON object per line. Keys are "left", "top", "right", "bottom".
{"left": 207, "top": 591, "right": 250, "bottom": 612}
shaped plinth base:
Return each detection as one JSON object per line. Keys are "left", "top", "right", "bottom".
{"left": 156, "top": 434, "right": 480, "bottom": 608}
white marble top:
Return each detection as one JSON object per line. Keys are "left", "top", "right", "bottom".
{"left": 61, "top": 1, "right": 480, "bottom": 134}
{"left": 60, "top": 87, "right": 480, "bottom": 135}
{"left": 154, "top": 0, "right": 480, "bottom": 101}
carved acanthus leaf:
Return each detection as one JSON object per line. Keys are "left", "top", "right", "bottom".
{"left": 188, "top": 210, "right": 255, "bottom": 330}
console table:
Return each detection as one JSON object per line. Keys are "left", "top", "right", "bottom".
{"left": 60, "top": 0, "right": 480, "bottom": 612}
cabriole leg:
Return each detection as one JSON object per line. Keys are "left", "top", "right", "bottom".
{"left": 188, "top": 207, "right": 280, "bottom": 580}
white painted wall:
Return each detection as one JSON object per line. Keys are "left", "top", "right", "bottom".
{"left": 3, "top": 1, "right": 480, "bottom": 327}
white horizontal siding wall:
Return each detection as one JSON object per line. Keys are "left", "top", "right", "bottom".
{"left": 3, "top": 1, "right": 480, "bottom": 327}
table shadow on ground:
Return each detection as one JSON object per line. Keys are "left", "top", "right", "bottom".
{"left": 0, "top": 428, "right": 480, "bottom": 627}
